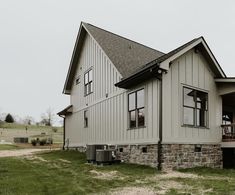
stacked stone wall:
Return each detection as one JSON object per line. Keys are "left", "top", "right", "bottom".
{"left": 67, "top": 144, "right": 222, "bottom": 170}
{"left": 161, "top": 144, "right": 222, "bottom": 170}
{"left": 116, "top": 144, "right": 158, "bottom": 168}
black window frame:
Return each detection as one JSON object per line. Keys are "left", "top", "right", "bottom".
{"left": 84, "top": 110, "right": 88, "bottom": 128}
{"left": 128, "top": 88, "right": 145, "bottom": 129}
{"left": 183, "top": 87, "right": 208, "bottom": 128}
{"left": 84, "top": 68, "right": 93, "bottom": 96}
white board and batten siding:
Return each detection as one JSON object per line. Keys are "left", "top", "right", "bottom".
{"left": 65, "top": 33, "right": 160, "bottom": 147}
{"left": 162, "top": 49, "right": 222, "bottom": 144}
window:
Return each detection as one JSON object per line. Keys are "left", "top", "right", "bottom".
{"left": 84, "top": 69, "right": 93, "bottom": 96}
{"left": 222, "top": 111, "right": 233, "bottom": 133}
{"left": 183, "top": 87, "right": 208, "bottom": 127}
{"left": 142, "top": 147, "right": 148, "bottom": 153}
{"left": 128, "top": 89, "right": 145, "bottom": 128}
{"left": 194, "top": 145, "right": 202, "bottom": 152}
{"left": 84, "top": 110, "right": 88, "bottom": 127}
{"left": 75, "top": 76, "right": 80, "bottom": 85}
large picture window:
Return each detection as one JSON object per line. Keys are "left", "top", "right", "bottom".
{"left": 183, "top": 87, "right": 208, "bottom": 127}
{"left": 128, "top": 89, "right": 145, "bottom": 128}
{"left": 84, "top": 69, "right": 93, "bottom": 96}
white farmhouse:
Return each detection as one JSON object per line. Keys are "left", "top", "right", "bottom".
{"left": 58, "top": 22, "right": 235, "bottom": 170}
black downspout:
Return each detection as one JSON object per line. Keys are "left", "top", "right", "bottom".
{"left": 63, "top": 117, "right": 65, "bottom": 150}
{"left": 157, "top": 78, "right": 163, "bottom": 171}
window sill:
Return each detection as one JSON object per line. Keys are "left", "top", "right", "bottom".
{"left": 84, "top": 92, "right": 93, "bottom": 97}
{"left": 127, "top": 126, "right": 146, "bottom": 130}
{"left": 181, "top": 125, "right": 209, "bottom": 129}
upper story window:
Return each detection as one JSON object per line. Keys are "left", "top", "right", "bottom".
{"left": 183, "top": 87, "right": 208, "bottom": 127}
{"left": 128, "top": 89, "right": 145, "bottom": 129}
{"left": 84, "top": 69, "right": 93, "bottom": 96}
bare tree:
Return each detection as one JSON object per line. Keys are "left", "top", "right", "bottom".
{"left": 41, "top": 107, "right": 55, "bottom": 126}
{"left": 24, "top": 116, "right": 34, "bottom": 125}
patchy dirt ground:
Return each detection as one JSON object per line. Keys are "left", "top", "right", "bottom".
{"left": 90, "top": 170, "right": 126, "bottom": 180}
{"left": 108, "top": 170, "right": 222, "bottom": 195}
{"left": 0, "top": 148, "right": 51, "bottom": 157}
{"left": 110, "top": 187, "right": 156, "bottom": 195}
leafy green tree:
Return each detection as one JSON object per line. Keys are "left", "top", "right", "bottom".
{"left": 5, "top": 113, "right": 14, "bottom": 123}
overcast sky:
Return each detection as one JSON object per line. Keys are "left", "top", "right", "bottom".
{"left": 1, "top": 0, "right": 235, "bottom": 124}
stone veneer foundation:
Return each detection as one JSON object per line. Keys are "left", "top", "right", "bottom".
{"left": 70, "top": 144, "right": 222, "bottom": 170}
{"left": 116, "top": 144, "right": 158, "bottom": 168}
{"left": 161, "top": 144, "right": 222, "bottom": 170}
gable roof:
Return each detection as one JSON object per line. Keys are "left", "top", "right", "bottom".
{"left": 63, "top": 22, "right": 164, "bottom": 94}
{"left": 83, "top": 23, "right": 164, "bottom": 78}
{"left": 116, "top": 36, "right": 226, "bottom": 88}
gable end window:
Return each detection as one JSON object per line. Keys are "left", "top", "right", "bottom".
{"left": 84, "top": 69, "right": 93, "bottom": 96}
{"left": 75, "top": 76, "right": 80, "bottom": 85}
{"left": 183, "top": 87, "right": 208, "bottom": 127}
{"left": 128, "top": 89, "right": 145, "bottom": 129}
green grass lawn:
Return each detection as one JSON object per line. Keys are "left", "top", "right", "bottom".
{"left": 0, "top": 150, "right": 235, "bottom": 195}
{"left": 0, "top": 144, "right": 20, "bottom": 150}
{"left": 0, "top": 122, "right": 63, "bottom": 144}
{"left": 0, "top": 122, "right": 62, "bottom": 132}
{"left": 0, "top": 151, "right": 158, "bottom": 195}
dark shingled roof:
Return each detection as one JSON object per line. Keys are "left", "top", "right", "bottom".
{"left": 83, "top": 22, "right": 165, "bottom": 78}
{"left": 115, "top": 37, "right": 202, "bottom": 85}
{"left": 116, "top": 36, "right": 226, "bottom": 88}
{"left": 137, "top": 37, "right": 202, "bottom": 74}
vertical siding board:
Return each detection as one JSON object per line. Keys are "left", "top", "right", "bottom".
{"left": 110, "top": 63, "right": 112, "bottom": 94}
{"left": 192, "top": 52, "right": 199, "bottom": 87}
{"left": 185, "top": 51, "right": 193, "bottom": 85}
{"left": 178, "top": 59, "right": 185, "bottom": 138}
{"left": 116, "top": 95, "right": 120, "bottom": 142}
{"left": 198, "top": 55, "right": 205, "bottom": 89}
{"left": 171, "top": 61, "right": 179, "bottom": 138}
{"left": 147, "top": 81, "right": 153, "bottom": 140}
{"left": 69, "top": 33, "right": 161, "bottom": 146}
{"left": 113, "top": 97, "right": 116, "bottom": 142}
{"left": 162, "top": 70, "right": 171, "bottom": 141}
{"left": 161, "top": 49, "right": 221, "bottom": 144}
{"left": 122, "top": 93, "right": 125, "bottom": 142}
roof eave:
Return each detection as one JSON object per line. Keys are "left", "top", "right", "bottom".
{"left": 115, "top": 64, "right": 164, "bottom": 89}
{"left": 159, "top": 37, "right": 226, "bottom": 78}
{"left": 215, "top": 78, "right": 235, "bottom": 83}
{"left": 57, "top": 105, "right": 73, "bottom": 117}
{"left": 62, "top": 22, "right": 87, "bottom": 94}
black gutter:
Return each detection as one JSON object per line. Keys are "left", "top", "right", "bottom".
{"left": 63, "top": 117, "right": 65, "bottom": 150}
{"left": 115, "top": 63, "right": 164, "bottom": 89}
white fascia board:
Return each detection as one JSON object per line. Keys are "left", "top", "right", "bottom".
{"left": 159, "top": 38, "right": 226, "bottom": 78}
{"left": 159, "top": 38, "right": 203, "bottom": 70}
{"left": 63, "top": 23, "right": 84, "bottom": 93}
{"left": 201, "top": 41, "right": 226, "bottom": 78}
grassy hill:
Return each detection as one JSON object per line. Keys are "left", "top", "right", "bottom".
{"left": 0, "top": 122, "right": 63, "bottom": 144}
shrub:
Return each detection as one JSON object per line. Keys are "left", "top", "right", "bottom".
{"left": 47, "top": 138, "right": 53, "bottom": 144}
{"left": 5, "top": 114, "right": 14, "bottom": 123}
{"left": 31, "top": 139, "right": 37, "bottom": 146}
{"left": 39, "top": 139, "right": 46, "bottom": 146}
{"left": 52, "top": 127, "right": 58, "bottom": 133}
